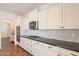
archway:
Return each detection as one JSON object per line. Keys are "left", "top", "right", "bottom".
{"left": 0, "top": 22, "right": 10, "bottom": 38}
{"left": 5, "top": 18, "right": 16, "bottom": 43}
{"left": 0, "top": 22, "right": 10, "bottom": 49}
{"left": 0, "top": 17, "right": 16, "bottom": 49}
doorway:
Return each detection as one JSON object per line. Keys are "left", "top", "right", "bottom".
{"left": 0, "top": 22, "right": 10, "bottom": 49}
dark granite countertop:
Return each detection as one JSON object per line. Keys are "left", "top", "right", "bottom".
{"left": 20, "top": 35, "right": 79, "bottom": 52}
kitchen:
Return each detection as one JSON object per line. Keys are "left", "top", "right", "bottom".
{"left": 0, "top": 3, "right": 79, "bottom": 56}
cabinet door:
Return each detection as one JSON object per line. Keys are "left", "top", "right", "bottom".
{"left": 20, "top": 17, "right": 30, "bottom": 30}
{"left": 41, "top": 42, "right": 60, "bottom": 52}
{"left": 24, "top": 18, "right": 29, "bottom": 30}
{"left": 23, "top": 39, "right": 30, "bottom": 51}
{"left": 28, "top": 9, "right": 38, "bottom": 21}
{"left": 16, "top": 16, "right": 21, "bottom": 26}
{"left": 32, "top": 45, "right": 41, "bottom": 56}
{"left": 32, "top": 40, "right": 59, "bottom": 56}
{"left": 63, "top": 3, "right": 79, "bottom": 28}
{"left": 31, "top": 43, "right": 55, "bottom": 56}
{"left": 39, "top": 45, "right": 59, "bottom": 56}
{"left": 30, "top": 41, "right": 41, "bottom": 56}
{"left": 20, "top": 37, "right": 25, "bottom": 48}
{"left": 60, "top": 48, "right": 79, "bottom": 56}
{"left": 38, "top": 9, "right": 47, "bottom": 29}
{"left": 47, "top": 4, "right": 62, "bottom": 29}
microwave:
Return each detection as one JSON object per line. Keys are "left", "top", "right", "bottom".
{"left": 29, "top": 21, "right": 38, "bottom": 30}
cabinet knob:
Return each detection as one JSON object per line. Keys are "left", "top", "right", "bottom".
{"left": 71, "top": 53, "right": 77, "bottom": 56}
{"left": 60, "top": 27, "right": 64, "bottom": 28}
{"left": 48, "top": 46, "right": 52, "bottom": 48}
{"left": 58, "top": 54, "right": 60, "bottom": 56}
{"left": 62, "top": 27, "right": 64, "bottom": 28}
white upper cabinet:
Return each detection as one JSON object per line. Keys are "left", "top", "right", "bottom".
{"left": 47, "top": 4, "right": 62, "bottom": 29}
{"left": 18, "top": 4, "right": 79, "bottom": 29}
{"left": 16, "top": 16, "right": 21, "bottom": 26}
{"left": 20, "top": 16, "right": 29, "bottom": 30}
{"left": 63, "top": 3, "right": 79, "bottom": 29}
{"left": 20, "top": 9, "right": 38, "bottom": 30}
{"left": 38, "top": 8, "right": 47, "bottom": 29}
{"left": 28, "top": 9, "right": 38, "bottom": 21}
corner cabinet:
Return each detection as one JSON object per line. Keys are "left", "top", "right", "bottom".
{"left": 46, "top": 4, "right": 62, "bottom": 29}
{"left": 63, "top": 3, "right": 79, "bottom": 29}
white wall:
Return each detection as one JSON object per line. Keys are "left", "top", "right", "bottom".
{"left": 0, "top": 11, "right": 20, "bottom": 38}
{"left": 0, "top": 11, "right": 18, "bottom": 20}
{"left": 0, "top": 22, "right": 10, "bottom": 38}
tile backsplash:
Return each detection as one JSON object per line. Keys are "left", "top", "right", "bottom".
{"left": 21, "top": 29, "right": 79, "bottom": 43}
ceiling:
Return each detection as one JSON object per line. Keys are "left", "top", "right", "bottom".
{"left": 0, "top": 3, "right": 45, "bottom": 16}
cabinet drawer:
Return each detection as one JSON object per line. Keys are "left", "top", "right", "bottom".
{"left": 49, "top": 50, "right": 60, "bottom": 56}
{"left": 41, "top": 43, "right": 60, "bottom": 52}
{"left": 42, "top": 49, "right": 59, "bottom": 56}
{"left": 48, "top": 45, "right": 60, "bottom": 52}
{"left": 60, "top": 48, "right": 79, "bottom": 56}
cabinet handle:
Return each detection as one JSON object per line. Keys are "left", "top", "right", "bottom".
{"left": 48, "top": 46, "right": 52, "bottom": 48}
{"left": 60, "top": 27, "right": 62, "bottom": 28}
{"left": 62, "top": 27, "right": 64, "bottom": 28}
{"left": 60, "top": 27, "right": 64, "bottom": 28}
{"left": 71, "top": 53, "right": 77, "bottom": 56}
{"left": 58, "top": 54, "right": 60, "bottom": 56}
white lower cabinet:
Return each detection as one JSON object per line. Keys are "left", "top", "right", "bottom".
{"left": 40, "top": 42, "right": 60, "bottom": 52}
{"left": 20, "top": 38, "right": 60, "bottom": 56}
{"left": 24, "top": 39, "right": 33, "bottom": 53}
{"left": 60, "top": 48, "right": 79, "bottom": 56}
{"left": 35, "top": 41, "right": 60, "bottom": 56}
{"left": 31, "top": 42, "right": 59, "bottom": 56}
{"left": 32, "top": 45, "right": 41, "bottom": 56}
{"left": 20, "top": 37, "right": 79, "bottom": 56}
{"left": 20, "top": 37, "right": 25, "bottom": 48}
{"left": 40, "top": 47, "right": 59, "bottom": 56}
